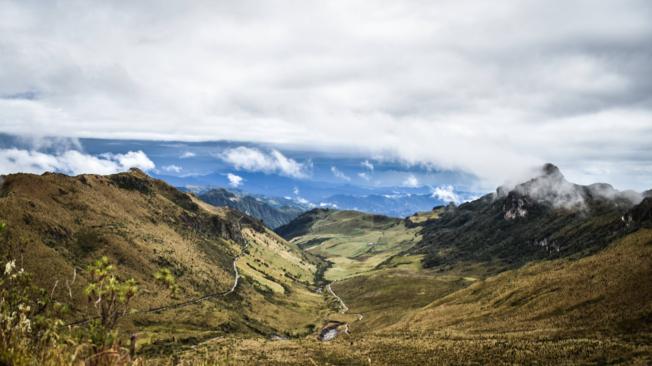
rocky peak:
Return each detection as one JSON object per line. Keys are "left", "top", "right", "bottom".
{"left": 499, "top": 164, "right": 586, "bottom": 218}
{"left": 541, "top": 163, "right": 562, "bottom": 178}
{"left": 514, "top": 164, "right": 584, "bottom": 208}
{"left": 499, "top": 163, "right": 643, "bottom": 219}
{"left": 503, "top": 192, "right": 529, "bottom": 220}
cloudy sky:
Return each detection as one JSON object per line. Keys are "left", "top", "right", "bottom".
{"left": 1, "top": 0, "right": 651, "bottom": 190}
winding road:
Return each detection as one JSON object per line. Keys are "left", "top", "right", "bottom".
{"left": 224, "top": 236, "right": 249, "bottom": 296}
{"left": 326, "top": 283, "right": 349, "bottom": 313}
{"left": 225, "top": 256, "right": 241, "bottom": 295}
{"left": 319, "top": 281, "right": 364, "bottom": 341}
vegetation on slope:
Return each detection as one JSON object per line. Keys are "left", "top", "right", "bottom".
{"left": 414, "top": 164, "right": 645, "bottom": 274}
{"left": 0, "top": 169, "right": 329, "bottom": 360}
{"left": 397, "top": 228, "right": 652, "bottom": 337}
{"left": 276, "top": 209, "right": 421, "bottom": 281}
{"left": 195, "top": 221, "right": 652, "bottom": 365}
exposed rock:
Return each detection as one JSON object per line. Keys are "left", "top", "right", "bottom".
{"left": 503, "top": 193, "right": 529, "bottom": 220}
{"left": 625, "top": 197, "right": 652, "bottom": 228}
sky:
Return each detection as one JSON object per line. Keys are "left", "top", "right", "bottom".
{"left": 0, "top": 134, "right": 477, "bottom": 194}
{"left": 0, "top": 0, "right": 651, "bottom": 191}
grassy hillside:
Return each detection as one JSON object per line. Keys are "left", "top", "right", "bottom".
{"left": 0, "top": 169, "right": 328, "bottom": 354}
{"left": 257, "top": 169, "right": 652, "bottom": 364}
{"left": 276, "top": 208, "right": 472, "bottom": 333}
{"left": 399, "top": 229, "right": 652, "bottom": 336}
{"left": 276, "top": 209, "right": 421, "bottom": 281}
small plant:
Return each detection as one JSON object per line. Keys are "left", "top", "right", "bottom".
{"left": 84, "top": 256, "right": 138, "bottom": 331}
{"left": 154, "top": 268, "right": 179, "bottom": 296}
{"left": 81, "top": 256, "right": 138, "bottom": 364}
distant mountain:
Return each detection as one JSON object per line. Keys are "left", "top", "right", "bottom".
{"left": 159, "top": 170, "right": 478, "bottom": 218}
{"left": 317, "top": 193, "right": 452, "bottom": 218}
{"left": 197, "top": 188, "right": 305, "bottom": 228}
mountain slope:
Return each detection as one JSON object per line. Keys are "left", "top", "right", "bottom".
{"left": 413, "top": 164, "right": 644, "bottom": 274}
{"left": 0, "top": 169, "right": 327, "bottom": 349}
{"left": 198, "top": 188, "right": 304, "bottom": 229}
{"left": 276, "top": 209, "right": 421, "bottom": 281}
{"left": 395, "top": 228, "right": 652, "bottom": 337}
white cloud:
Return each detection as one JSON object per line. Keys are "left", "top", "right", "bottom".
{"left": 293, "top": 187, "right": 300, "bottom": 195}
{"left": 179, "top": 151, "right": 196, "bottom": 159}
{"left": 226, "top": 173, "right": 243, "bottom": 188}
{"left": 0, "top": 148, "right": 155, "bottom": 175}
{"left": 162, "top": 164, "right": 182, "bottom": 173}
{"left": 331, "top": 166, "right": 351, "bottom": 181}
{"left": 105, "top": 151, "right": 155, "bottom": 171}
{"left": 431, "top": 185, "right": 460, "bottom": 204}
{"left": 1, "top": 1, "right": 651, "bottom": 189}
{"left": 219, "top": 146, "right": 308, "bottom": 178}
{"left": 358, "top": 172, "right": 370, "bottom": 181}
{"left": 361, "top": 160, "right": 374, "bottom": 171}
{"left": 295, "top": 196, "right": 315, "bottom": 208}
{"left": 402, "top": 174, "right": 420, "bottom": 188}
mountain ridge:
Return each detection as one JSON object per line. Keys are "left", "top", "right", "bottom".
{"left": 412, "top": 164, "right": 646, "bottom": 273}
{"left": 0, "top": 168, "right": 328, "bottom": 347}
{"left": 197, "top": 188, "right": 303, "bottom": 229}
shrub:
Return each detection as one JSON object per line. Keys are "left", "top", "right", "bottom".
{"left": 153, "top": 268, "right": 179, "bottom": 296}
{"left": 0, "top": 258, "right": 73, "bottom": 365}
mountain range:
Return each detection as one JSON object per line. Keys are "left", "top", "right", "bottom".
{"left": 191, "top": 185, "right": 467, "bottom": 226}
{"left": 1, "top": 163, "right": 650, "bottom": 364}
{"left": 196, "top": 188, "right": 305, "bottom": 228}
{"left": 160, "top": 169, "right": 476, "bottom": 218}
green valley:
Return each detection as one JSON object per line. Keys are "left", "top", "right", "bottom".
{"left": 277, "top": 209, "right": 422, "bottom": 281}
